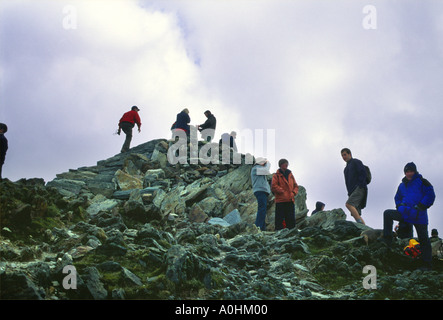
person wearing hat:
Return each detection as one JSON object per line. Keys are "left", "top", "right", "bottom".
{"left": 382, "top": 162, "right": 436, "bottom": 270}
{"left": 430, "top": 228, "right": 440, "bottom": 240}
{"left": 311, "top": 201, "right": 325, "bottom": 216}
{"left": 118, "top": 106, "right": 141, "bottom": 153}
{"left": 430, "top": 228, "right": 442, "bottom": 258}
{"left": 198, "top": 110, "right": 216, "bottom": 142}
{"left": 251, "top": 157, "right": 271, "bottom": 231}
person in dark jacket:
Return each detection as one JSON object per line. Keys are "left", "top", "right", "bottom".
{"left": 198, "top": 110, "right": 216, "bottom": 142}
{"left": 311, "top": 201, "right": 325, "bottom": 215}
{"left": 175, "top": 108, "right": 191, "bottom": 135}
{"left": 341, "top": 148, "right": 368, "bottom": 224}
{"left": 0, "top": 123, "right": 8, "bottom": 180}
{"left": 118, "top": 106, "right": 141, "bottom": 153}
{"left": 382, "top": 162, "right": 436, "bottom": 270}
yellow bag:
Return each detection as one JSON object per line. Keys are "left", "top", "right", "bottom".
{"left": 404, "top": 239, "right": 421, "bottom": 258}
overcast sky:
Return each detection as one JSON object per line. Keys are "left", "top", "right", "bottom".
{"left": 1, "top": 0, "right": 442, "bottom": 233}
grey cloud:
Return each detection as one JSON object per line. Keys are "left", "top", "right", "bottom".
{"left": 1, "top": 0, "right": 442, "bottom": 233}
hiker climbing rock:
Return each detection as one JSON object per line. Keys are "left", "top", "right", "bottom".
{"left": 118, "top": 106, "right": 141, "bottom": 153}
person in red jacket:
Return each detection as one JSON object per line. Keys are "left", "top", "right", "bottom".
{"left": 118, "top": 106, "right": 141, "bottom": 153}
{"left": 271, "top": 158, "right": 299, "bottom": 230}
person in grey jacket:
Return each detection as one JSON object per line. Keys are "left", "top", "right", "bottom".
{"left": 251, "top": 157, "right": 271, "bottom": 231}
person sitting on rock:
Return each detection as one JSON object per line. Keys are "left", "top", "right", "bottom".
{"left": 175, "top": 108, "right": 191, "bottom": 136}
{"left": 382, "top": 162, "right": 436, "bottom": 271}
{"left": 311, "top": 201, "right": 325, "bottom": 215}
{"left": 219, "top": 131, "right": 238, "bottom": 152}
{"left": 198, "top": 110, "right": 216, "bottom": 142}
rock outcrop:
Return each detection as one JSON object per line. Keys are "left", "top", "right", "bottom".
{"left": 1, "top": 139, "right": 442, "bottom": 300}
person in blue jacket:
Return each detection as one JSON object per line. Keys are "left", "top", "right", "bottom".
{"left": 382, "top": 162, "right": 436, "bottom": 270}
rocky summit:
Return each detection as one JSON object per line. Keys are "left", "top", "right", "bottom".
{"left": 1, "top": 139, "right": 442, "bottom": 300}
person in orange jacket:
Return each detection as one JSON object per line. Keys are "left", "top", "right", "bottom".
{"left": 271, "top": 158, "right": 299, "bottom": 230}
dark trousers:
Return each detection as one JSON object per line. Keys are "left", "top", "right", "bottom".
{"left": 383, "top": 209, "right": 432, "bottom": 263}
{"left": 275, "top": 201, "right": 296, "bottom": 231}
{"left": 120, "top": 122, "right": 134, "bottom": 153}
{"left": 254, "top": 191, "right": 269, "bottom": 231}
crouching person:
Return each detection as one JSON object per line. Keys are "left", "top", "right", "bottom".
{"left": 382, "top": 162, "right": 436, "bottom": 270}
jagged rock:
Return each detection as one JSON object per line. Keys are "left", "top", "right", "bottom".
{"left": 114, "top": 169, "right": 143, "bottom": 191}
{"left": 303, "top": 208, "right": 347, "bottom": 230}
{"left": 224, "top": 209, "right": 242, "bottom": 225}
{"left": 151, "top": 148, "right": 167, "bottom": 169}
{"left": 121, "top": 267, "right": 143, "bottom": 286}
{"left": 82, "top": 267, "right": 108, "bottom": 300}
{"left": 188, "top": 204, "right": 209, "bottom": 223}
{"left": 46, "top": 179, "right": 86, "bottom": 198}
{"left": 113, "top": 186, "right": 162, "bottom": 200}
{"left": 144, "top": 169, "right": 165, "bottom": 187}
{"left": 165, "top": 245, "right": 210, "bottom": 287}
{"left": 208, "top": 209, "right": 242, "bottom": 227}
{"left": 2, "top": 140, "right": 442, "bottom": 301}
{"left": 0, "top": 271, "right": 45, "bottom": 299}
{"left": 86, "top": 194, "right": 119, "bottom": 216}
{"left": 72, "top": 221, "right": 107, "bottom": 242}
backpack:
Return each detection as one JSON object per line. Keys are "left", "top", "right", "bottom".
{"left": 404, "top": 239, "right": 421, "bottom": 259}
{"left": 364, "top": 165, "right": 372, "bottom": 185}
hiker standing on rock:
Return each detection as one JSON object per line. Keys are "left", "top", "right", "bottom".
{"left": 271, "top": 159, "right": 299, "bottom": 231}
{"left": 0, "top": 123, "right": 8, "bottom": 180}
{"left": 382, "top": 162, "right": 436, "bottom": 270}
{"left": 118, "top": 106, "right": 141, "bottom": 153}
{"left": 251, "top": 157, "right": 271, "bottom": 231}
{"left": 341, "top": 148, "right": 368, "bottom": 225}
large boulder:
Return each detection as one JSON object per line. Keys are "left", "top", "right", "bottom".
{"left": 302, "top": 208, "right": 347, "bottom": 230}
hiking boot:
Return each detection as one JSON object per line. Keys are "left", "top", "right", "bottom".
{"left": 418, "top": 262, "right": 433, "bottom": 272}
